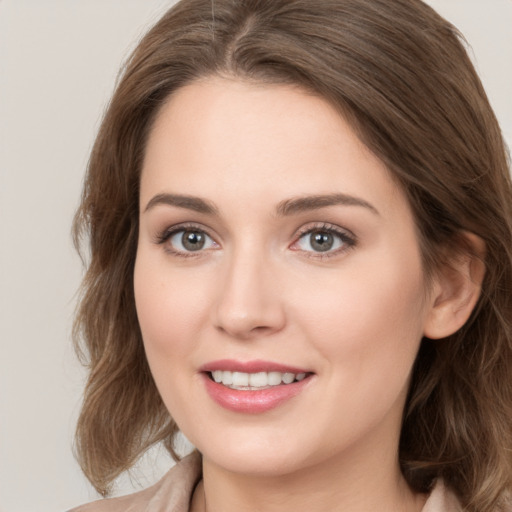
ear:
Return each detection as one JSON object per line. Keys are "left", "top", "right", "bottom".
{"left": 423, "top": 232, "right": 486, "bottom": 340}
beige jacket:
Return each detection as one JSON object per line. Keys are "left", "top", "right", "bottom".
{"left": 69, "top": 452, "right": 462, "bottom": 512}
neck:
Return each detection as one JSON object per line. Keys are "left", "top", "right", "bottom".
{"left": 192, "top": 436, "right": 426, "bottom": 512}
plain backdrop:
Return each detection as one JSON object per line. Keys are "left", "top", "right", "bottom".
{"left": 0, "top": 1, "right": 511, "bottom": 511}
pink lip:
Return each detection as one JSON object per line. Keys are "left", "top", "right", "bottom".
{"left": 199, "top": 360, "right": 314, "bottom": 414}
{"left": 199, "top": 359, "right": 310, "bottom": 374}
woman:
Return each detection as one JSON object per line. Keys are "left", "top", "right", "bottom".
{"left": 70, "top": 0, "right": 512, "bottom": 511}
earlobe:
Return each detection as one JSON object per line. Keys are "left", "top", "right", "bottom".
{"left": 423, "top": 232, "right": 486, "bottom": 340}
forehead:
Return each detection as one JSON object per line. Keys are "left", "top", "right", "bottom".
{"left": 140, "top": 77, "right": 408, "bottom": 220}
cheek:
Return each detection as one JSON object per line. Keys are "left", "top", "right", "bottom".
{"left": 133, "top": 253, "right": 209, "bottom": 422}
{"left": 293, "top": 248, "right": 427, "bottom": 376}
{"left": 134, "top": 253, "right": 208, "bottom": 354}
{"left": 291, "top": 254, "right": 427, "bottom": 443}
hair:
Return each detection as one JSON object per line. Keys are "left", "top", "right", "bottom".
{"left": 73, "top": 0, "right": 512, "bottom": 509}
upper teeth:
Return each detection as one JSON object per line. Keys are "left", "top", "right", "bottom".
{"left": 211, "top": 370, "right": 307, "bottom": 389}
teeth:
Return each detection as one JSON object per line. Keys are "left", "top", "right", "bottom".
{"left": 210, "top": 370, "right": 308, "bottom": 389}
{"left": 249, "top": 372, "right": 268, "bottom": 387}
{"left": 268, "top": 372, "right": 282, "bottom": 386}
{"left": 222, "top": 370, "right": 233, "bottom": 385}
{"left": 232, "top": 372, "right": 249, "bottom": 387}
{"left": 282, "top": 372, "right": 295, "bottom": 384}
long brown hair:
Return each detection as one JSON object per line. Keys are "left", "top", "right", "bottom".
{"left": 73, "top": 0, "right": 512, "bottom": 509}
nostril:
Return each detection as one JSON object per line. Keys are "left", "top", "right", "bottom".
{"left": 252, "top": 325, "right": 273, "bottom": 333}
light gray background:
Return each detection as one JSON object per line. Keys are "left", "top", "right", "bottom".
{"left": 0, "top": 1, "right": 511, "bottom": 511}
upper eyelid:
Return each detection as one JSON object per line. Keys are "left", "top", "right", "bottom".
{"left": 161, "top": 222, "right": 215, "bottom": 237}
{"left": 293, "top": 222, "right": 356, "bottom": 240}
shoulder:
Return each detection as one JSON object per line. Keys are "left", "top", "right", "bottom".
{"left": 67, "top": 451, "right": 202, "bottom": 512}
{"left": 422, "top": 481, "right": 463, "bottom": 512}
{"left": 422, "top": 481, "right": 512, "bottom": 512}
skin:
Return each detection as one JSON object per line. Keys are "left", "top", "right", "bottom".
{"left": 134, "top": 77, "right": 460, "bottom": 512}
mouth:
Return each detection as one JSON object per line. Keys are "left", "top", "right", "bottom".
{"left": 207, "top": 370, "right": 309, "bottom": 390}
{"left": 199, "top": 360, "right": 314, "bottom": 413}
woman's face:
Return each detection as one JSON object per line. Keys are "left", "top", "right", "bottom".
{"left": 135, "top": 78, "right": 433, "bottom": 477}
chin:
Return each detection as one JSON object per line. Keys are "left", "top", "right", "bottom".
{"left": 202, "top": 449, "right": 307, "bottom": 477}
{"left": 191, "top": 427, "right": 325, "bottom": 477}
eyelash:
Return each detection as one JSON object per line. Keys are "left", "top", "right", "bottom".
{"left": 154, "top": 223, "right": 218, "bottom": 258}
{"left": 154, "top": 222, "right": 357, "bottom": 259}
{"left": 291, "top": 223, "right": 357, "bottom": 259}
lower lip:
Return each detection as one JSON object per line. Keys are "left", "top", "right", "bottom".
{"left": 202, "top": 373, "right": 312, "bottom": 413}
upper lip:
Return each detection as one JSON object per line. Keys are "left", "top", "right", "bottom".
{"left": 199, "top": 359, "right": 312, "bottom": 374}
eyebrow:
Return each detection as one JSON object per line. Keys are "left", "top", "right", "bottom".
{"left": 143, "top": 192, "right": 379, "bottom": 217}
{"left": 144, "top": 193, "right": 219, "bottom": 215}
{"left": 276, "top": 193, "right": 379, "bottom": 216}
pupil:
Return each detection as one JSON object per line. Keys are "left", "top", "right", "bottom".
{"left": 182, "top": 231, "right": 205, "bottom": 251}
{"left": 311, "top": 231, "right": 333, "bottom": 252}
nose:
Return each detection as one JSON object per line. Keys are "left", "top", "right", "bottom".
{"left": 212, "top": 248, "right": 286, "bottom": 340}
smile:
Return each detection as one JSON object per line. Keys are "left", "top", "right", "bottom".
{"left": 209, "top": 370, "right": 307, "bottom": 390}
{"left": 200, "top": 360, "right": 314, "bottom": 413}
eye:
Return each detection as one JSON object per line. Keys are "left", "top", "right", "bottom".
{"left": 171, "top": 230, "right": 212, "bottom": 251}
{"left": 292, "top": 225, "right": 356, "bottom": 256}
{"left": 157, "top": 226, "right": 219, "bottom": 255}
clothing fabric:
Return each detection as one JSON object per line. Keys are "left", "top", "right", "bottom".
{"left": 68, "top": 451, "right": 462, "bottom": 512}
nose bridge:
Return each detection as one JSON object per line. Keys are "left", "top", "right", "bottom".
{"left": 213, "top": 241, "right": 285, "bottom": 339}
